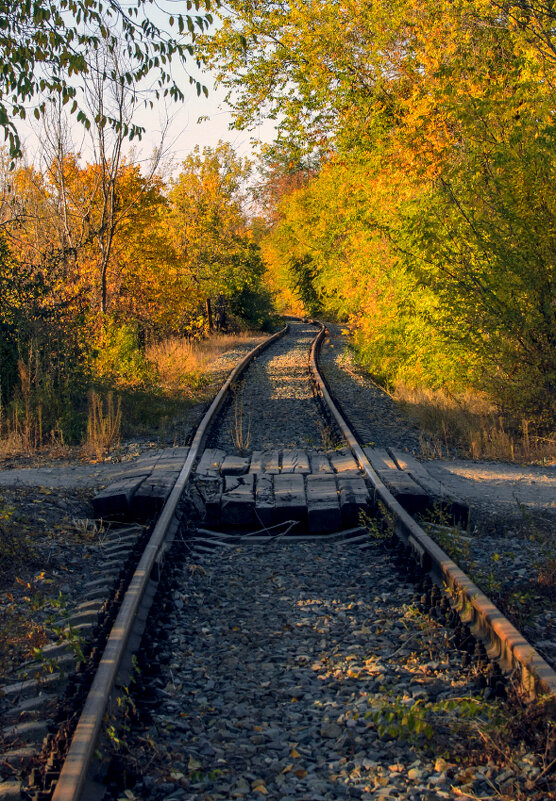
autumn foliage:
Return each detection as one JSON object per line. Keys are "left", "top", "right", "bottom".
{"left": 0, "top": 143, "right": 274, "bottom": 445}
{"left": 202, "top": 0, "right": 555, "bottom": 430}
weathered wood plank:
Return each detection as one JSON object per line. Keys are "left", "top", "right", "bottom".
{"left": 389, "top": 449, "right": 468, "bottom": 520}
{"left": 273, "top": 473, "right": 306, "bottom": 529}
{"left": 92, "top": 475, "right": 148, "bottom": 519}
{"left": 330, "top": 447, "right": 360, "bottom": 476}
{"left": 196, "top": 477, "right": 223, "bottom": 526}
{"left": 152, "top": 449, "right": 188, "bottom": 473}
{"left": 221, "top": 454, "right": 250, "bottom": 475}
{"left": 308, "top": 451, "right": 334, "bottom": 474}
{"left": 364, "top": 447, "right": 398, "bottom": 472}
{"left": 221, "top": 474, "right": 255, "bottom": 527}
{"left": 281, "top": 449, "right": 310, "bottom": 474}
{"left": 306, "top": 475, "right": 341, "bottom": 532}
{"left": 248, "top": 449, "right": 281, "bottom": 474}
{"left": 249, "top": 451, "right": 264, "bottom": 473}
{"left": 196, "top": 449, "right": 227, "bottom": 477}
{"left": 254, "top": 473, "right": 275, "bottom": 529}
{"left": 338, "top": 477, "right": 370, "bottom": 528}
{"left": 371, "top": 468, "right": 430, "bottom": 514}
{"left": 263, "top": 450, "right": 281, "bottom": 474}
{"left": 101, "top": 454, "right": 160, "bottom": 482}
{"left": 131, "top": 474, "right": 176, "bottom": 518}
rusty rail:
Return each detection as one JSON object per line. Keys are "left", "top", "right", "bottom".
{"left": 310, "top": 322, "right": 556, "bottom": 700}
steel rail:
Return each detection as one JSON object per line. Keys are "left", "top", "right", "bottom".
{"left": 310, "top": 322, "right": 556, "bottom": 700}
{"left": 51, "top": 323, "right": 288, "bottom": 801}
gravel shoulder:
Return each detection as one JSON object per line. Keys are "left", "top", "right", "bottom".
{"left": 318, "top": 323, "right": 556, "bottom": 669}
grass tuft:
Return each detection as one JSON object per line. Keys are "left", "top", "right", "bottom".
{"left": 84, "top": 390, "right": 122, "bottom": 460}
{"left": 145, "top": 333, "right": 258, "bottom": 394}
{"left": 393, "top": 384, "right": 556, "bottom": 463}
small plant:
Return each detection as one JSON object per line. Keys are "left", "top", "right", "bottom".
{"left": 230, "top": 381, "right": 251, "bottom": 452}
{"left": 420, "top": 508, "right": 475, "bottom": 574}
{"left": 365, "top": 695, "right": 492, "bottom": 745}
{"left": 360, "top": 508, "right": 390, "bottom": 542}
{"left": 85, "top": 390, "right": 122, "bottom": 459}
{"left": 318, "top": 421, "right": 336, "bottom": 450}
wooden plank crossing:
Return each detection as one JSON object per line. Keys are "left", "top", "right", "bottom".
{"left": 193, "top": 448, "right": 371, "bottom": 533}
{"left": 365, "top": 447, "right": 431, "bottom": 513}
{"left": 91, "top": 446, "right": 465, "bottom": 533}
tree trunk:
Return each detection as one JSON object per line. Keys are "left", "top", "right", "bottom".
{"left": 206, "top": 297, "right": 213, "bottom": 332}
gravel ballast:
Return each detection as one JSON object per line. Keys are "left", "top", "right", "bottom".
{"left": 122, "top": 540, "right": 552, "bottom": 801}
{"left": 316, "top": 323, "right": 556, "bottom": 671}
{"left": 210, "top": 319, "right": 327, "bottom": 452}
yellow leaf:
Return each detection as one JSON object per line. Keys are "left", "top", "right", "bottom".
{"left": 188, "top": 756, "right": 202, "bottom": 771}
{"left": 282, "top": 764, "right": 293, "bottom": 774}
{"left": 290, "top": 748, "right": 300, "bottom": 758}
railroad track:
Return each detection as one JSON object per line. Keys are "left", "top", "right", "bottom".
{"left": 2, "top": 318, "right": 554, "bottom": 801}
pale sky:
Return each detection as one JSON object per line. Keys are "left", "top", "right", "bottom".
{"left": 19, "top": 74, "right": 274, "bottom": 172}
{"left": 136, "top": 74, "right": 276, "bottom": 165}
{"left": 18, "top": 9, "right": 277, "bottom": 173}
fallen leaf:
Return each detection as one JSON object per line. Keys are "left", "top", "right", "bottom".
{"left": 188, "top": 756, "right": 202, "bottom": 771}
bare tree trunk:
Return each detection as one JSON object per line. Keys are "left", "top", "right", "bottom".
{"left": 206, "top": 297, "right": 213, "bottom": 332}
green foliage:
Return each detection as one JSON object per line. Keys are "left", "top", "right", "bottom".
{"left": 366, "top": 695, "right": 491, "bottom": 745}
{"left": 239, "top": 0, "right": 556, "bottom": 429}
{"left": 0, "top": 0, "right": 217, "bottom": 158}
{"left": 168, "top": 141, "right": 275, "bottom": 330}
{"left": 0, "top": 141, "right": 277, "bottom": 451}
{"left": 94, "top": 320, "right": 154, "bottom": 387}
{"left": 0, "top": 239, "right": 91, "bottom": 446}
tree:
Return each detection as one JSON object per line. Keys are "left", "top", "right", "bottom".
{"left": 230, "top": 0, "right": 556, "bottom": 424}
{"left": 168, "top": 142, "right": 263, "bottom": 331}
{"left": 0, "top": 0, "right": 217, "bottom": 159}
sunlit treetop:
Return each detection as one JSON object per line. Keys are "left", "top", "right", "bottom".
{"left": 0, "top": 0, "right": 219, "bottom": 158}
{"left": 198, "top": 0, "right": 556, "bottom": 162}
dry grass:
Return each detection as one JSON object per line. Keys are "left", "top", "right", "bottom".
{"left": 83, "top": 390, "right": 122, "bottom": 459}
{"left": 230, "top": 381, "right": 252, "bottom": 452}
{"left": 0, "top": 417, "right": 69, "bottom": 460}
{"left": 394, "top": 384, "right": 556, "bottom": 463}
{"left": 145, "top": 333, "right": 260, "bottom": 393}
{"left": 0, "top": 332, "right": 263, "bottom": 459}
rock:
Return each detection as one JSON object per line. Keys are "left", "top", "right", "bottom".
{"left": 320, "top": 722, "right": 342, "bottom": 739}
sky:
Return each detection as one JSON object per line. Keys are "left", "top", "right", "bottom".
{"left": 19, "top": 73, "right": 274, "bottom": 172}
{"left": 134, "top": 74, "right": 276, "bottom": 165}
{"left": 18, "top": 5, "right": 277, "bottom": 172}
